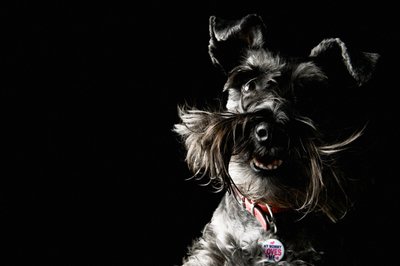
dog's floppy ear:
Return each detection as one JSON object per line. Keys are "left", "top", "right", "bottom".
{"left": 208, "top": 14, "right": 267, "bottom": 75}
{"left": 309, "top": 38, "right": 380, "bottom": 87}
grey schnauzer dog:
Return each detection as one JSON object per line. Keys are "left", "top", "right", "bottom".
{"left": 174, "top": 14, "right": 380, "bottom": 265}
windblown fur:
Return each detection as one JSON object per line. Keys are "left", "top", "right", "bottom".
{"left": 174, "top": 14, "right": 379, "bottom": 265}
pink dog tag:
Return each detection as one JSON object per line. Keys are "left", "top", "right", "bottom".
{"left": 260, "top": 239, "right": 285, "bottom": 262}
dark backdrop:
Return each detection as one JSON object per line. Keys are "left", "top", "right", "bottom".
{"left": 2, "top": 1, "right": 398, "bottom": 266}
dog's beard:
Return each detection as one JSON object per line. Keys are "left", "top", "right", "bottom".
{"left": 174, "top": 107, "right": 249, "bottom": 190}
{"left": 174, "top": 106, "right": 363, "bottom": 222}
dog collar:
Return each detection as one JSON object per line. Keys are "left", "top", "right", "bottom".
{"left": 233, "top": 187, "right": 288, "bottom": 232}
{"left": 233, "top": 187, "right": 288, "bottom": 262}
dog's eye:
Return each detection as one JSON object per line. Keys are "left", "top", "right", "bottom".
{"left": 242, "top": 79, "right": 257, "bottom": 93}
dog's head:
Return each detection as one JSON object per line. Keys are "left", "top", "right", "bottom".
{"left": 174, "top": 14, "right": 379, "bottom": 221}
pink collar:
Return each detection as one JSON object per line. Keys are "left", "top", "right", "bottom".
{"left": 233, "top": 187, "right": 288, "bottom": 231}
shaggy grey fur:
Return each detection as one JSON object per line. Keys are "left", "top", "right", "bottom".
{"left": 174, "top": 14, "right": 379, "bottom": 266}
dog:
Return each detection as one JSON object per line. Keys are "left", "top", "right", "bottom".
{"left": 173, "top": 14, "right": 380, "bottom": 265}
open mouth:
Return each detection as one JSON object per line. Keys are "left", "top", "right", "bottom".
{"left": 250, "top": 156, "right": 284, "bottom": 172}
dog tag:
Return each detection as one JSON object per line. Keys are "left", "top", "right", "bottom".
{"left": 260, "top": 238, "right": 285, "bottom": 262}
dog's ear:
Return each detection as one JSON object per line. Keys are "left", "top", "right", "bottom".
{"left": 309, "top": 38, "right": 380, "bottom": 87}
{"left": 208, "top": 14, "right": 267, "bottom": 75}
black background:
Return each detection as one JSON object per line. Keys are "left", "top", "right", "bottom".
{"left": 2, "top": 1, "right": 399, "bottom": 266}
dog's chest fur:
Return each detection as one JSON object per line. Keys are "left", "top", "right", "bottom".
{"left": 197, "top": 192, "right": 335, "bottom": 265}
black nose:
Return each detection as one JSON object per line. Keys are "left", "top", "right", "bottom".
{"left": 255, "top": 122, "right": 269, "bottom": 142}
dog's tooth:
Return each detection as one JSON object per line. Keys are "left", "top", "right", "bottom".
{"left": 256, "top": 160, "right": 267, "bottom": 170}
{"left": 253, "top": 158, "right": 283, "bottom": 171}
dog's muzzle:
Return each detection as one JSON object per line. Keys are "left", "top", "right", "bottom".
{"left": 250, "top": 121, "right": 286, "bottom": 172}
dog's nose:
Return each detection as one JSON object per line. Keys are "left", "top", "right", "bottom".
{"left": 255, "top": 122, "right": 269, "bottom": 142}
